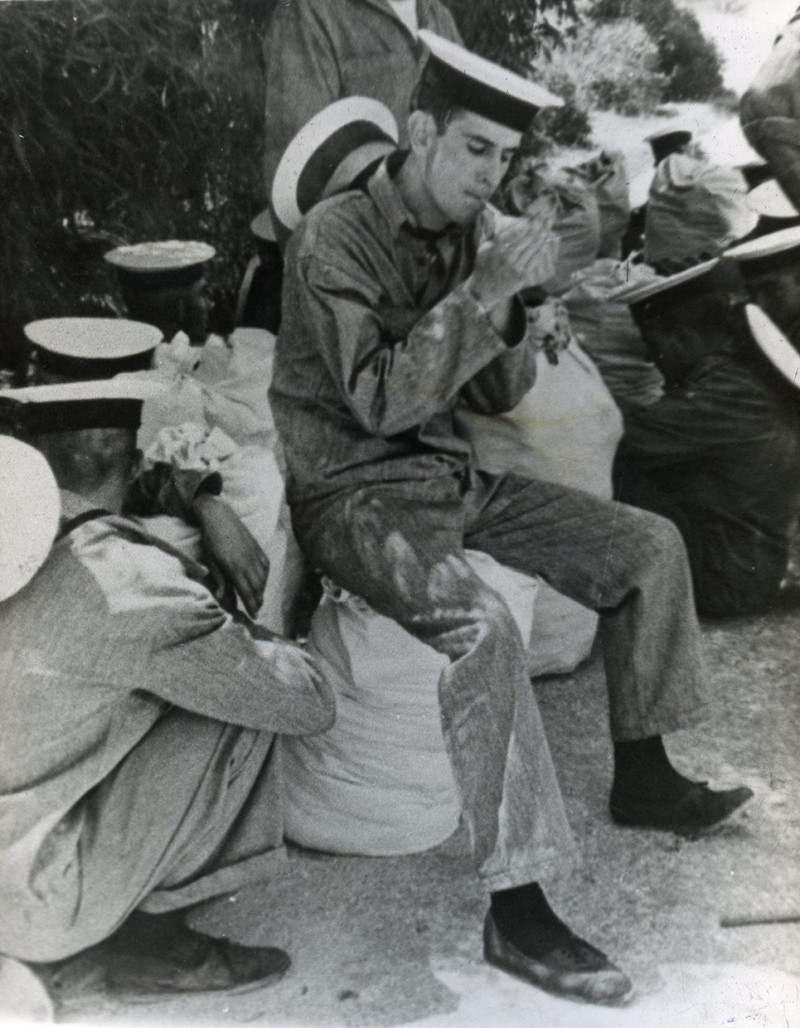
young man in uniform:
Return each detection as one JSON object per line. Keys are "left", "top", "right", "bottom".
{"left": 0, "top": 381, "right": 334, "bottom": 998}
{"left": 269, "top": 33, "right": 753, "bottom": 1006}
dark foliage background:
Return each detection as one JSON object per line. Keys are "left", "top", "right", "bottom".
{"left": 0, "top": 0, "right": 269, "bottom": 369}
{"left": 589, "top": 0, "right": 724, "bottom": 101}
{"left": 0, "top": 0, "right": 723, "bottom": 371}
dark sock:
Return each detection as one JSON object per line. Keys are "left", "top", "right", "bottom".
{"left": 490, "top": 882, "right": 574, "bottom": 958}
{"left": 612, "top": 736, "right": 693, "bottom": 802}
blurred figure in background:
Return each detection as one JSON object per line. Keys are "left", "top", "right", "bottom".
{"left": 253, "top": 0, "right": 462, "bottom": 332}
{"left": 741, "top": 7, "right": 800, "bottom": 213}
{"left": 613, "top": 259, "right": 800, "bottom": 618}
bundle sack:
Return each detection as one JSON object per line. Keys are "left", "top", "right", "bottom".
{"left": 564, "top": 258, "right": 664, "bottom": 413}
{"left": 456, "top": 326, "right": 623, "bottom": 674}
{"left": 121, "top": 326, "right": 303, "bottom": 634}
{"left": 282, "top": 551, "right": 537, "bottom": 857}
{"left": 645, "top": 153, "right": 759, "bottom": 268}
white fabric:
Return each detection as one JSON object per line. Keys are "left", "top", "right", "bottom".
{"left": 645, "top": 154, "right": 759, "bottom": 264}
{"left": 456, "top": 334, "right": 624, "bottom": 675}
{"left": 564, "top": 259, "right": 665, "bottom": 412}
{"left": 388, "top": 0, "right": 418, "bottom": 35}
{"left": 457, "top": 337, "right": 622, "bottom": 499}
{"left": 124, "top": 327, "right": 304, "bottom": 634}
{"left": 282, "top": 551, "right": 538, "bottom": 856}
{"left": 0, "top": 438, "right": 60, "bottom": 603}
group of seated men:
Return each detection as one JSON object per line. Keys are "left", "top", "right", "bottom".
{"left": 3, "top": 8, "right": 800, "bottom": 1015}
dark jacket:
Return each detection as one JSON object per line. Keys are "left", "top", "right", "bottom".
{"left": 270, "top": 155, "right": 538, "bottom": 504}
{"left": 741, "top": 8, "right": 800, "bottom": 211}
{"left": 615, "top": 354, "right": 800, "bottom": 616}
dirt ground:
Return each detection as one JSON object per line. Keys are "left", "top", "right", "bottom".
{"left": 18, "top": 571, "right": 795, "bottom": 1028}
{"left": 4, "top": 7, "right": 799, "bottom": 1028}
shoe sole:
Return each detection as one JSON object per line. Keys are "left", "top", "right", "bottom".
{"left": 107, "top": 963, "right": 290, "bottom": 1003}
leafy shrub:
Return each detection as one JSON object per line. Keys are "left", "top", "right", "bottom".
{"left": 588, "top": 0, "right": 724, "bottom": 101}
{"left": 540, "top": 19, "right": 666, "bottom": 117}
{"left": 524, "top": 73, "right": 593, "bottom": 152}
{"left": 0, "top": 0, "right": 268, "bottom": 369}
{"left": 450, "top": 0, "right": 588, "bottom": 151}
{"left": 448, "top": 0, "right": 579, "bottom": 73}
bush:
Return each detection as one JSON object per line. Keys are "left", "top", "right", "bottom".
{"left": 530, "top": 76, "right": 594, "bottom": 150}
{"left": 588, "top": 0, "right": 725, "bottom": 101}
{"left": 540, "top": 19, "right": 666, "bottom": 117}
{"left": 449, "top": 0, "right": 588, "bottom": 151}
{"left": 0, "top": 0, "right": 268, "bottom": 370}
{"left": 448, "top": 0, "right": 579, "bottom": 73}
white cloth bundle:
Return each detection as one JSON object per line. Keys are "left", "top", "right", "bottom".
{"left": 456, "top": 331, "right": 624, "bottom": 674}
{"left": 564, "top": 259, "right": 664, "bottom": 412}
{"left": 645, "top": 153, "right": 759, "bottom": 265}
{"left": 119, "top": 326, "right": 303, "bottom": 634}
{"left": 282, "top": 551, "right": 538, "bottom": 856}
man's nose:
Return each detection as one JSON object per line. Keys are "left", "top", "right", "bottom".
{"left": 480, "top": 155, "right": 505, "bottom": 189}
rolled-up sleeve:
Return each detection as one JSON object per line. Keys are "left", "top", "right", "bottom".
{"left": 123, "top": 464, "right": 222, "bottom": 523}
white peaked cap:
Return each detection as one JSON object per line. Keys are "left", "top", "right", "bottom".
{"left": 745, "top": 304, "right": 800, "bottom": 391}
{"left": 0, "top": 436, "right": 61, "bottom": 602}
{"left": 23, "top": 318, "right": 162, "bottom": 379}
{"left": 418, "top": 30, "right": 563, "bottom": 133}
{"left": 272, "top": 97, "right": 399, "bottom": 237}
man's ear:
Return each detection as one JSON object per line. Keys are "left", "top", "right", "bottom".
{"left": 408, "top": 110, "right": 438, "bottom": 154}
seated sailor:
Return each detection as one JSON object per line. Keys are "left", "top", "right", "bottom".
{"left": 0, "top": 378, "right": 334, "bottom": 998}
{"left": 613, "top": 247, "right": 800, "bottom": 618}
{"left": 268, "top": 32, "right": 752, "bottom": 1007}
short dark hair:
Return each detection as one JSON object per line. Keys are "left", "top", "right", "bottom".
{"left": 411, "top": 61, "right": 467, "bottom": 133}
{"left": 28, "top": 427, "right": 138, "bottom": 495}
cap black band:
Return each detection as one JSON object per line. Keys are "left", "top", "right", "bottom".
{"left": 29, "top": 346, "right": 155, "bottom": 380}
{"left": 631, "top": 258, "right": 748, "bottom": 315}
{"left": 115, "top": 264, "right": 207, "bottom": 291}
{"left": 295, "top": 121, "right": 396, "bottom": 217}
{"left": 737, "top": 244, "right": 800, "bottom": 278}
{"left": 0, "top": 396, "right": 144, "bottom": 437}
{"left": 426, "top": 54, "right": 538, "bottom": 134}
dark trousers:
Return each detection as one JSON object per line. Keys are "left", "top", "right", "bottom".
{"left": 292, "top": 469, "right": 708, "bottom": 890}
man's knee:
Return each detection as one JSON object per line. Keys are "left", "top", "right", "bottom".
{"left": 614, "top": 503, "right": 691, "bottom": 577}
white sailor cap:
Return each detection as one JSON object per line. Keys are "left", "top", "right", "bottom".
{"left": 0, "top": 377, "right": 169, "bottom": 436}
{"left": 24, "top": 317, "right": 163, "bottom": 380}
{"left": 104, "top": 240, "right": 216, "bottom": 288}
{"left": 611, "top": 262, "right": 800, "bottom": 388}
{"left": 418, "top": 31, "right": 563, "bottom": 133}
{"left": 746, "top": 180, "right": 799, "bottom": 221}
{"left": 726, "top": 224, "right": 800, "bottom": 266}
{"left": 271, "top": 97, "right": 399, "bottom": 239}
{"left": 608, "top": 258, "right": 721, "bottom": 306}
{"left": 745, "top": 304, "right": 800, "bottom": 391}
{"left": 0, "top": 435, "right": 61, "bottom": 602}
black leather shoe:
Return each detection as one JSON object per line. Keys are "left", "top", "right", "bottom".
{"left": 610, "top": 781, "right": 753, "bottom": 834}
{"left": 483, "top": 912, "right": 634, "bottom": 1007}
{"left": 106, "top": 920, "right": 290, "bottom": 1000}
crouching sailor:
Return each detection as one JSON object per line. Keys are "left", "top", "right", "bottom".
{"left": 0, "top": 379, "right": 334, "bottom": 999}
